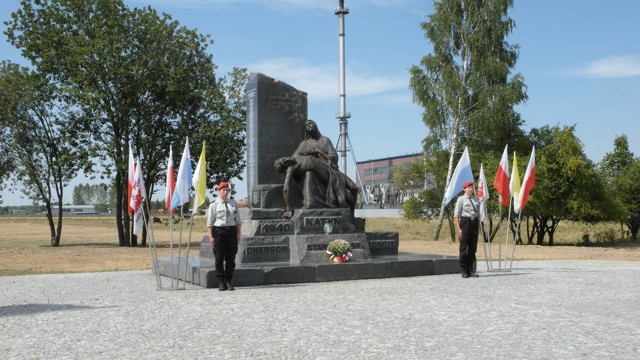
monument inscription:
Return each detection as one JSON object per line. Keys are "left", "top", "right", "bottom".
{"left": 245, "top": 73, "right": 307, "bottom": 208}
{"left": 303, "top": 216, "right": 342, "bottom": 227}
{"left": 259, "top": 221, "right": 292, "bottom": 235}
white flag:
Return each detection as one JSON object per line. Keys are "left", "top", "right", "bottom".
{"left": 130, "top": 155, "right": 146, "bottom": 236}
{"left": 477, "top": 164, "right": 490, "bottom": 223}
{"left": 443, "top": 146, "right": 474, "bottom": 205}
{"left": 170, "top": 138, "right": 193, "bottom": 210}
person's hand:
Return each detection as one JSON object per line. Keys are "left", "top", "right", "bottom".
{"left": 209, "top": 236, "right": 215, "bottom": 247}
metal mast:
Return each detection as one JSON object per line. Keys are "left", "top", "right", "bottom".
{"left": 335, "top": 0, "right": 350, "bottom": 175}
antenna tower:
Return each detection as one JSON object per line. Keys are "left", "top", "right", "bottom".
{"left": 334, "top": 1, "right": 368, "bottom": 204}
{"left": 335, "top": 0, "right": 350, "bottom": 175}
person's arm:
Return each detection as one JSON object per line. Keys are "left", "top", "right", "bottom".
{"left": 453, "top": 197, "right": 463, "bottom": 238}
{"left": 455, "top": 216, "right": 462, "bottom": 239}
{"left": 207, "top": 204, "right": 215, "bottom": 246}
{"left": 208, "top": 226, "right": 215, "bottom": 247}
{"left": 234, "top": 203, "right": 242, "bottom": 244}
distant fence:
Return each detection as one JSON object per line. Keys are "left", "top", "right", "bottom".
{"left": 355, "top": 208, "right": 401, "bottom": 218}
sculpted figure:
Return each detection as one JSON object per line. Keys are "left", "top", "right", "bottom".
{"left": 275, "top": 120, "right": 358, "bottom": 219}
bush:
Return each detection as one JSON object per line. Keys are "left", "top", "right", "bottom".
{"left": 594, "top": 228, "right": 617, "bottom": 245}
{"left": 580, "top": 228, "right": 617, "bottom": 247}
{"left": 401, "top": 197, "right": 424, "bottom": 220}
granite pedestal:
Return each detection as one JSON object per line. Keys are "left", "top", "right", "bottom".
{"left": 156, "top": 207, "right": 459, "bottom": 288}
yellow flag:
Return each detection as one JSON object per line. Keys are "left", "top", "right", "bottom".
{"left": 509, "top": 152, "right": 520, "bottom": 208}
{"left": 192, "top": 142, "right": 207, "bottom": 209}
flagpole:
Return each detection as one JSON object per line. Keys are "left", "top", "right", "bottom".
{"left": 481, "top": 218, "right": 490, "bottom": 271}
{"left": 489, "top": 205, "right": 502, "bottom": 271}
{"left": 510, "top": 210, "right": 523, "bottom": 270}
{"left": 176, "top": 205, "right": 186, "bottom": 290}
{"left": 183, "top": 201, "right": 195, "bottom": 290}
{"left": 143, "top": 199, "right": 164, "bottom": 289}
{"left": 476, "top": 168, "right": 491, "bottom": 272}
{"left": 504, "top": 197, "right": 513, "bottom": 270}
{"left": 492, "top": 145, "right": 510, "bottom": 271}
{"left": 168, "top": 210, "right": 176, "bottom": 288}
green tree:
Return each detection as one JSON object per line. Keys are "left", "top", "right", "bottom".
{"left": 0, "top": 61, "right": 87, "bottom": 246}
{"left": 409, "top": 0, "right": 527, "bottom": 240}
{"left": 522, "top": 125, "right": 620, "bottom": 245}
{"left": 392, "top": 159, "right": 427, "bottom": 220}
{"left": 72, "top": 183, "right": 113, "bottom": 211}
{"left": 400, "top": 197, "right": 425, "bottom": 220}
{"left": 599, "top": 135, "right": 640, "bottom": 241}
{"left": 6, "top": 0, "right": 246, "bottom": 246}
{"left": 0, "top": 120, "right": 15, "bottom": 196}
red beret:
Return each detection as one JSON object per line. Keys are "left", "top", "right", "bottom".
{"left": 217, "top": 182, "right": 229, "bottom": 191}
{"left": 462, "top": 181, "right": 474, "bottom": 189}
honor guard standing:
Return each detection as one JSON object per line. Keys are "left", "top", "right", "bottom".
{"left": 454, "top": 181, "right": 480, "bottom": 278}
{"left": 207, "top": 182, "right": 242, "bottom": 290}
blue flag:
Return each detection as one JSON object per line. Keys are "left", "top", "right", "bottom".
{"left": 443, "top": 146, "right": 474, "bottom": 205}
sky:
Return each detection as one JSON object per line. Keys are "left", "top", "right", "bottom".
{"left": 1, "top": 0, "right": 639, "bottom": 206}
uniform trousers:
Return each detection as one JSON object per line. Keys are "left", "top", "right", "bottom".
{"left": 459, "top": 217, "right": 479, "bottom": 273}
{"left": 212, "top": 226, "right": 238, "bottom": 281}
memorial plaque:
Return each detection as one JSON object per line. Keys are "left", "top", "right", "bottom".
{"left": 366, "top": 231, "right": 399, "bottom": 256}
{"left": 290, "top": 233, "right": 371, "bottom": 263}
{"left": 237, "top": 235, "right": 290, "bottom": 263}
{"left": 245, "top": 73, "right": 307, "bottom": 208}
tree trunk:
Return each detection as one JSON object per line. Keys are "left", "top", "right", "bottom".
{"left": 547, "top": 217, "right": 562, "bottom": 246}
{"left": 434, "top": 142, "right": 460, "bottom": 240}
{"left": 535, "top": 218, "right": 546, "bottom": 245}
{"left": 115, "top": 170, "right": 131, "bottom": 247}
{"left": 626, "top": 218, "right": 640, "bottom": 242}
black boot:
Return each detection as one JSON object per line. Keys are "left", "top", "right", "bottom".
{"left": 468, "top": 264, "right": 479, "bottom": 277}
{"left": 461, "top": 265, "right": 469, "bottom": 278}
{"left": 226, "top": 279, "right": 235, "bottom": 291}
{"left": 218, "top": 280, "right": 227, "bottom": 291}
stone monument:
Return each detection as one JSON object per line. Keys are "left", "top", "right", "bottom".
{"left": 167, "top": 73, "right": 459, "bottom": 288}
{"left": 245, "top": 72, "right": 307, "bottom": 209}
{"left": 233, "top": 73, "right": 398, "bottom": 265}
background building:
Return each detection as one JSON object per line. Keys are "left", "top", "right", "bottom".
{"left": 356, "top": 153, "right": 425, "bottom": 208}
{"left": 49, "top": 205, "right": 97, "bottom": 216}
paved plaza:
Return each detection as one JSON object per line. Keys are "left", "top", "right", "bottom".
{"left": 1, "top": 260, "right": 639, "bottom": 359}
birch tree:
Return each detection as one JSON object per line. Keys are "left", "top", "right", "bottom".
{"left": 409, "top": 0, "right": 527, "bottom": 240}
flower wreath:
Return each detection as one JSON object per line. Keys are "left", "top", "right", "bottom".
{"left": 326, "top": 239, "right": 352, "bottom": 263}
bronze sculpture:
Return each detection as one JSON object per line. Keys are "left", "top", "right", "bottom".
{"left": 275, "top": 120, "right": 358, "bottom": 219}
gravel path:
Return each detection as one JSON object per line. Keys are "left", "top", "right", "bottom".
{"left": 1, "top": 260, "right": 639, "bottom": 359}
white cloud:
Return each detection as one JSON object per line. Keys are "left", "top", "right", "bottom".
{"left": 574, "top": 55, "right": 640, "bottom": 78}
{"left": 245, "top": 57, "right": 406, "bottom": 101}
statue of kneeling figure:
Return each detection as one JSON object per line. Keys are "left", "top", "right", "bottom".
{"left": 274, "top": 120, "right": 358, "bottom": 219}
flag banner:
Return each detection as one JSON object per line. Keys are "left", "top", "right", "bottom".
{"left": 478, "top": 164, "right": 490, "bottom": 223}
{"left": 165, "top": 145, "right": 175, "bottom": 214}
{"left": 128, "top": 142, "right": 135, "bottom": 215}
{"left": 130, "top": 155, "right": 146, "bottom": 236}
{"left": 493, "top": 145, "right": 510, "bottom": 207}
{"left": 192, "top": 141, "right": 207, "bottom": 210}
{"left": 443, "top": 146, "right": 474, "bottom": 205}
{"left": 170, "top": 138, "right": 193, "bottom": 210}
{"left": 516, "top": 146, "right": 536, "bottom": 213}
{"left": 510, "top": 152, "right": 521, "bottom": 211}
